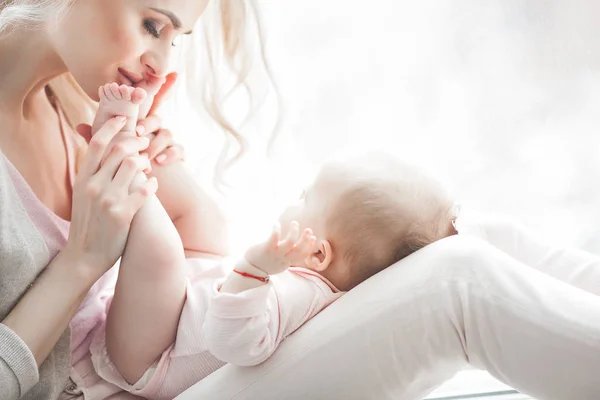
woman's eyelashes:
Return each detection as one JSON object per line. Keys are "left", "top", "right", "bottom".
{"left": 143, "top": 19, "right": 164, "bottom": 39}
{"left": 144, "top": 19, "right": 180, "bottom": 47}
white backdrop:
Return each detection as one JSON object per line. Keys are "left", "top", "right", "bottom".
{"left": 166, "top": 0, "right": 600, "bottom": 255}
{"left": 164, "top": 1, "right": 600, "bottom": 394}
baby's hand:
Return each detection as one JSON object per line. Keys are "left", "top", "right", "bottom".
{"left": 245, "top": 221, "right": 317, "bottom": 275}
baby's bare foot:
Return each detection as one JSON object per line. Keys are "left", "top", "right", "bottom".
{"left": 91, "top": 82, "right": 147, "bottom": 136}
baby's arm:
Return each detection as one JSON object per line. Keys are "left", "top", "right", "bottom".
{"left": 203, "top": 223, "right": 336, "bottom": 366}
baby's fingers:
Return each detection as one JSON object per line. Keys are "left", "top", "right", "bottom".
{"left": 278, "top": 221, "right": 300, "bottom": 253}
{"left": 268, "top": 222, "right": 282, "bottom": 249}
{"left": 288, "top": 228, "right": 314, "bottom": 257}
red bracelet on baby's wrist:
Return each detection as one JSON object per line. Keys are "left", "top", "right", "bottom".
{"left": 233, "top": 269, "right": 270, "bottom": 283}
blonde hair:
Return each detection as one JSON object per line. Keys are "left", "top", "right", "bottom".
{"left": 184, "top": 0, "right": 281, "bottom": 186}
{"left": 0, "top": 0, "right": 276, "bottom": 182}
{"left": 325, "top": 155, "right": 457, "bottom": 290}
{"left": 0, "top": 0, "right": 70, "bottom": 33}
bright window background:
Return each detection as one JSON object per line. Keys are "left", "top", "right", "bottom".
{"left": 165, "top": 0, "right": 600, "bottom": 396}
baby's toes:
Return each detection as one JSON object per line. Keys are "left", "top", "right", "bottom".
{"left": 109, "top": 82, "right": 122, "bottom": 100}
{"left": 131, "top": 87, "right": 148, "bottom": 105}
{"left": 102, "top": 83, "right": 117, "bottom": 101}
{"left": 98, "top": 85, "right": 107, "bottom": 102}
{"left": 119, "top": 85, "right": 132, "bottom": 101}
{"left": 101, "top": 84, "right": 115, "bottom": 101}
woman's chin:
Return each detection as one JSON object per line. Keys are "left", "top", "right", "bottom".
{"left": 72, "top": 74, "right": 112, "bottom": 102}
{"left": 73, "top": 81, "right": 100, "bottom": 102}
{"left": 87, "top": 91, "right": 101, "bottom": 102}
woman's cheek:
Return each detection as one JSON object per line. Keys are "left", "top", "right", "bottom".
{"left": 110, "top": 27, "right": 145, "bottom": 61}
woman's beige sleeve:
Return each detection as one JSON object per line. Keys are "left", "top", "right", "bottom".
{"left": 0, "top": 324, "right": 39, "bottom": 400}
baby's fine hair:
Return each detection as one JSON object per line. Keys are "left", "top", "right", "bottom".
{"left": 325, "top": 154, "right": 456, "bottom": 290}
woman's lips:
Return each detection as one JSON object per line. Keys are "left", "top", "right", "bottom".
{"left": 117, "top": 68, "right": 143, "bottom": 86}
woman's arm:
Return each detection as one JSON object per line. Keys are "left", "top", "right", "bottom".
{"left": 2, "top": 250, "right": 96, "bottom": 367}
{"left": 0, "top": 117, "right": 154, "bottom": 399}
{"left": 1, "top": 251, "right": 96, "bottom": 399}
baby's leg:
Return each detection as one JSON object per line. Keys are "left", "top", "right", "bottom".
{"left": 95, "top": 83, "right": 188, "bottom": 384}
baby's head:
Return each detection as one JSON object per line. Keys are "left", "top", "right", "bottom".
{"left": 279, "top": 153, "right": 457, "bottom": 291}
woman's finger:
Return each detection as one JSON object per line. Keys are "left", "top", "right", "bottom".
{"left": 135, "top": 114, "right": 162, "bottom": 137}
{"left": 123, "top": 177, "right": 159, "bottom": 215}
{"left": 79, "top": 116, "right": 127, "bottom": 179}
{"left": 111, "top": 154, "right": 152, "bottom": 191}
{"left": 147, "top": 72, "right": 178, "bottom": 116}
{"left": 100, "top": 132, "right": 149, "bottom": 166}
{"left": 154, "top": 144, "right": 185, "bottom": 165}
{"left": 97, "top": 136, "right": 150, "bottom": 181}
{"left": 144, "top": 128, "right": 175, "bottom": 161}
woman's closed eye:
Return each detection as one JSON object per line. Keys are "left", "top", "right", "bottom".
{"left": 143, "top": 19, "right": 165, "bottom": 39}
{"left": 144, "top": 19, "right": 181, "bottom": 47}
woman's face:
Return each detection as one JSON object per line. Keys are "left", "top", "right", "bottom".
{"left": 49, "top": 0, "right": 208, "bottom": 100}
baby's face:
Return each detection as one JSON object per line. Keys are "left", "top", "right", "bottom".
{"left": 278, "top": 163, "right": 350, "bottom": 261}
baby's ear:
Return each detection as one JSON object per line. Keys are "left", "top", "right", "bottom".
{"left": 308, "top": 240, "right": 333, "bottom": 272}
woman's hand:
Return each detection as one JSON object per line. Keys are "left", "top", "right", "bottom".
{"left": 66, "top": 116, "right": 157, "bottom": 277}
{"left": 83, "top": 72, "right": 229, "bottom": 257}
{"left": 135, "top": 72, "right": 184, "bottom": 166}
{"left": 76, "top": 73, "right": 184, "bottom": 168}
{"left": 136, "top": 114, "right": 184, "bottom": 167}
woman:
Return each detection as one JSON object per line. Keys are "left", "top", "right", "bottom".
{"left": 0, "top": 1, "right": 598, "bottom": 400}
{"left": 0, "top": 1, "right": 236, "bottom": 398}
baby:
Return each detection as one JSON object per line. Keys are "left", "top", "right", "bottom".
{"left": 83, "top": 83, "right": 457, "bottom": 398}
{"left": 203, "top": 152, "right": 458, "bottom": 367}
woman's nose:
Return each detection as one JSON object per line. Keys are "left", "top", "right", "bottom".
{"left": 140, "top": 46, "right": 171, "bottom": 78}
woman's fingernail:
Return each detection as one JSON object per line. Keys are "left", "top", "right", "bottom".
{"left": 155, "top": 154, "right": 167, "bottom": 164}
{"left": 115, "top": 116, "right": 126, "bottom": 123}
{"left": 136, "top": 125, "right": 145, "bottom": 136}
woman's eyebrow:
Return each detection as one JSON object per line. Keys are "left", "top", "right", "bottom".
{"left": 149, "top": 7, "right": 194, "bottom": 34}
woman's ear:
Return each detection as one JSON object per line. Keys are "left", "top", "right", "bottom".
{"left": 307, "top": 239, "right": 333, "bottom": 272}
